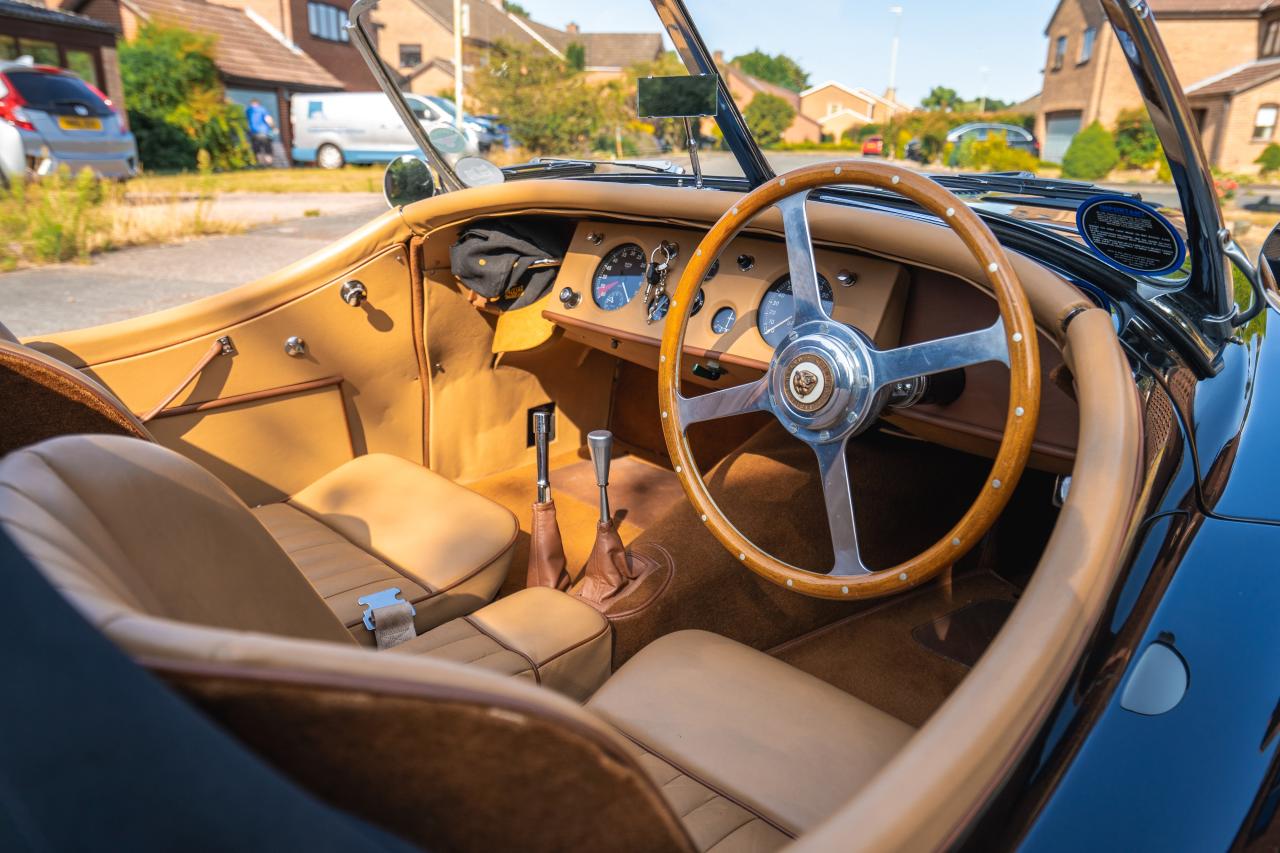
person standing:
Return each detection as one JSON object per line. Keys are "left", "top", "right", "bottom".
{"left": 246, "top": 99, "right": 276, "bottom": 167}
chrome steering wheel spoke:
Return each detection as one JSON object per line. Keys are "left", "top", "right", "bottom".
{"left": 677, "top": 377, "right": 771, "bottom": 426}
{"left": 777, "top": 192, "right": 830, "bottom": 326}
{"left": 811, "top": 437, "right": 870, "bottom": 576}
{"left": 868, "top": 318, "right": 1009, "bottom": 391}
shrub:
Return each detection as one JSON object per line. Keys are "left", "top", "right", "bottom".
{"left": 1114, "top": 108, "right": 1160, "bottom": 169}
{"left": 119, "top": 23, "right": 252, "bottom": 171}
{"left": 1061, "top": 121, "right": 1119, "bottom": 180}
{"left": 1257, "top": 143, "right": 1280, "bottom": 175}
{"left": 954, "top": 132, "right": 1040, "bottom": 172}
{"left": 742, "top": 93, "right": 796, "bottom": 148}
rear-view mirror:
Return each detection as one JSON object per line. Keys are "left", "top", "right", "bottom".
{"left": 637, "top": 74, "right": 719, "bottom": 118}
{"left": 382, "top": 155, "right": 435, "bottom": 208}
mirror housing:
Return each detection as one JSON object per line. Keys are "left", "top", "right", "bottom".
{"left": 637, "top": 74, "right": 719, "bottom": 118}
{"left": 382, "top": 155, "right": 435, "bottom": 208}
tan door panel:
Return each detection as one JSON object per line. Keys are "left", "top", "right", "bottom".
{"left": 424, "top": 275, "right": 614, "bottom": 484}
{"left": 47, "top": 247, "right": 424, "bottom": 502}
{"left": 148, "top": 383, "right": 354, "bottom": 505}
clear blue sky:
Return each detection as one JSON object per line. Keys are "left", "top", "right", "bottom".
{"left": 520, "top": 0, "right": 1059, "bottom": 107}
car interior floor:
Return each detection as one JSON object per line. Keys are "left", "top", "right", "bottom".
{"left": 470, "top": 373, "right": 1062, "bottom": 725}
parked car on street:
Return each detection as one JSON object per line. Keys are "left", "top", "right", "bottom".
{"left": 422, "top": 95, "right": 497, "bottom": 152}
{"left": 290, "top": 91, "right": 479, "bottom": 169}
{"left": 0, "top": 60, "right": 137, "bottom": 184}
{"left": 945, "top": 121, "right": 1040, "bottom": 164}
{"left": 861, "top": 134, "right": 885, "bottom": 156}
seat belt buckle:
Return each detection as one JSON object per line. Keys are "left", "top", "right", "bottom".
{"left": 357, "top": 587, "right": 416, "bottom": 632}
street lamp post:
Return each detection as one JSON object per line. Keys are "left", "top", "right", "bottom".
{"left": 887, "top": 5, "right": 903, "bottom": 101}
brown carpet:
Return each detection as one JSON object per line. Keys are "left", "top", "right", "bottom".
{"left": 769, "top": 571, "right": 1018, "bottom": 727}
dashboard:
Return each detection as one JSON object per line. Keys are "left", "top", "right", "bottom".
{"left": 539, "top": 219, "right": 1079, "bottom": 473}
{"left": 544, "top": 222, "right": 910, "bottom": 378}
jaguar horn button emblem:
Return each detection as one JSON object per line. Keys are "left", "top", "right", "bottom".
{"left": 783, "top": 354, "right": 835, "bottom": 413}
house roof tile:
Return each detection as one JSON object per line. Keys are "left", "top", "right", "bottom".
{"left": 125, "top": 0, "right": 342, "bottom": 88}
{"left": 0, "top": 0, "right": 117, "bottom": 34}
{"left": 1187, "top": 57, "right": 1280, "bottom": 97}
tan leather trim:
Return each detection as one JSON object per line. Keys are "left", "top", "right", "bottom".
{"left": 426, "top": 514, "right": 521, "bottom": 597}
{"left": 148, "top": 376, "right": 343, "bottom": 419}
{"left": 539, "top": 619, "right": 612, "bottom": 669}
{"left": 137, "top": 337, "right": 229, "bottom": 422}
{"left": 611, "top": 728, "right": 796, "bottom": 841}
{"left": 792, "top": 308, "right": 1144, "bottom": 851}
{"left": 407, "top": 235, "right": 431, "bottom": 463}
{"left": 462, "top": 614, "right": 541, "bottom": 684}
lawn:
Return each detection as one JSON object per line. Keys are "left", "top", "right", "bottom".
{"left": 128, "top": 166, "right": 383, "bottom": 196}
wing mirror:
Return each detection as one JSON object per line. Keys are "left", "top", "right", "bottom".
{"left": 382, "top": 154, "right": 435, "bottom": 208}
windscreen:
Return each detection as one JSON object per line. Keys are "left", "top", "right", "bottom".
{"left": 4, "top": 71, "right": 111, "bottom": 116}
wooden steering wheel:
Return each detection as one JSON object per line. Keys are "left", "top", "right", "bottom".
{"left": 658, "top": 161, "right": 1041, "bottom": 599}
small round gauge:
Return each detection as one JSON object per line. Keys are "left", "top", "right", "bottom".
{"left": 704, "top": 259, "right": 720, "bottom": 280}
{"left": 711, "top": 306, "right": 737, "bottom": 334}
{"left": 591, "top": 243, "right": 646, "bottom": 311}
{"left": 650, "top": 288, "right": 705, "bottom": 322}
{"left": 756, "top": 274, "right": 834, "bottom": 346}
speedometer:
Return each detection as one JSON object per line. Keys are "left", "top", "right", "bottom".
{"left": 756, "top": 274, "right": 833, "bottom": 346}
{"left": 592, "top": 244, "right": 646, "bottom": 311}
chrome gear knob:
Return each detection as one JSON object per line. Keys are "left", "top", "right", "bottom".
{"left": 587, "top": 430, "right": 613, "bottom": 523}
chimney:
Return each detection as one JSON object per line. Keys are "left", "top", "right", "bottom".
{"left": 566, "top": 21, "right": 579, "bottom": 34}
{"left": 713, "top": 50, "right": 724, "bottom": 65}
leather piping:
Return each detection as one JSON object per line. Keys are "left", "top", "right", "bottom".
{"left": 407, "top": 235, "right": 431, "bottom": 463}
{"left": 137, "top": 338, "right": 229, "bottom": 422}
{"left": 536, "top": 620, "right": 612, "bottom": 670}
{"left": 462, "top": 615, "right": 542, "bottom": 684}
{"left": 148, "top": 376, "right": 344, "bottom": 419}
{"left": 610, "top": 727, "right": 797, "bottom": 840}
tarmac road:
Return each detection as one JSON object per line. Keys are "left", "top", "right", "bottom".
{"left": 1, "top": 196, "right": 385, "bottom": 339}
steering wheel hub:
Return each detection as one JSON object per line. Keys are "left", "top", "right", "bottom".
{"left": 772, "top": 323, "right": 883, "bottom": 436}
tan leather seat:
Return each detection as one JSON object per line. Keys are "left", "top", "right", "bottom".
{"left": 0, "top": 435, "right": 610, "bottom": 698}
{"left": 591, "top": 630, "right": 915, "bottom": 850}
{"left": 253, "top": 452, "right": 519, "bottom": 639}
{"left": 0, "top": 328, "right": 518, "bottom": 636}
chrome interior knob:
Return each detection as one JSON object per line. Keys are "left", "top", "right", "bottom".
{"left": 340, "top": 280, "right": 368, "bottom": 307}
{"left": 284, "top": 336, "right": 307, "bottom": 357}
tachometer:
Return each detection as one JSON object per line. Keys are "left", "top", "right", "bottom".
{"left": 756, "top": 274, "right": 833, "bottom": 346}
{"left": 650, "top": 288, "right": 705, "bottom": 322}
{"left": 591, "top": 244, "right": 646, "bottom": 311}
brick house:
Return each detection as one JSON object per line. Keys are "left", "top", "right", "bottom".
{"left": 1036, "top": 0, "right": 1269, "bottom": 169}
{"left": 376, "top": 0, "right": 661, "bottom": 103}
{"left": 713, "top": 51, "right": 820, "bottom": 145}
{"left": 798, "top": 80, "right": 911, "bottom": 141}
{"left": 65, "top": 0, "right": 346, "bottom": 160}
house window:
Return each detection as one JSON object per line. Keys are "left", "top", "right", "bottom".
{"left": 1255, "top": 105, "right": 1278, "bottom": 141}
{"left": 1051, "top": 35, "right": 1067, "bottom": 71}
{"left": 826, "top": 101, "right": 841, "bottom": 116}
{"left": 65, "top": 50, "right": 98, "bottom": 86}
{"left": 18, "top": 39, "right": 58, "bottom": 66}
{"left": 1079, "top": 27, "right": 1096, "bottom": 63}
{"left": 399, "top": 43, "right": 422, "bottom": 67}
{"left": 307, "top": 2, "right": 349, "bottom": 43}
{"left": 1264, "top": 20, "right": 1280, "bottom": 57}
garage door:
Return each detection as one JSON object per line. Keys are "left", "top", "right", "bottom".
{"left": 1044, "top": 111, "right": 1083, "bottom": 165}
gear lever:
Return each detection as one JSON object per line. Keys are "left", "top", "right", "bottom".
{"left": 525, "top": 411, "right": 569, "bottom": 590}
{"left": 588, "top": 429, "right": 613, "bottom": 525}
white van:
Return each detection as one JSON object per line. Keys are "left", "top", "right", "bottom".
{"left": 290, "top": 91, "right": 478, "bottom": 169}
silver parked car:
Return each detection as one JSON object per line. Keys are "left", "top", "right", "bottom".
{"left": 291, "top": 91, "right": 478, "bottom": 169}
{"left": 0, "top": 60, "right": 138, "bottom": 184}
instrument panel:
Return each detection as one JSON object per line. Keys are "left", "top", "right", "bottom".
{"left": 545, "top": 222, "right": 910, "bottom": 376}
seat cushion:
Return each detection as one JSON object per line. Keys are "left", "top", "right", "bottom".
{"left": 589, "top": 630, "right": 915, "bottom": 847}
{"left": 393, "top": 587, "right": 613, "bottom": 700}
{"left": 256, "top": 453, "right": 518, "bottom": 642}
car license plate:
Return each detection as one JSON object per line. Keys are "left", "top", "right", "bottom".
{"left": 57, "top": 116, "right": 102, "bottom": 131}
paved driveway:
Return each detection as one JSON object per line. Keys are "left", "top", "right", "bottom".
{"left": 1, "top": 195, "right": 385, "bottom": 339}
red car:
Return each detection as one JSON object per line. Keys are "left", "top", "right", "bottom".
{"left": 861, "top": 134, "right": 885, "bottom": 156}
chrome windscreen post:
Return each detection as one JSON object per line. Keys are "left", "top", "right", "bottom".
{"left": 683, "top": 116, "right": 704, "bottom": 190}
{"left": 346, "top": 0, "right": 462, "bottom": 193}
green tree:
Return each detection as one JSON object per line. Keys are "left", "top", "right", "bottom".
{"left": 473, "top": 40, "right": 609, "bottom": 155}
{"left": 1061, "top": 121, "right": 1119, "bottom": 180}
{"left": 501, "top": 0, "right": 529, "bottom": 16}
{"left": 730, "top": 49, "right": 809, "bottom": 92}
{"left": 742, "top": 92, "right": 795, "bottom": 147}
{"left": 1113, "top": 108, "right": 1160, "bottom": 169}
{"left": 1257, "top": 143, "right": 1280, "bottom": 174}
{"left": 119, "top": 23, "right": 251, "bottom": 170}
{"left": 921, "top": 86, "right": 960, "bottom": 112}
{"left": 566, "top": 41, "right": 585, "bottom": 72}
{"left": 955, "top": 131, "right": 1040, "bottom": 171}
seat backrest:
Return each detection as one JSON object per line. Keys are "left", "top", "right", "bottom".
{"left": 0, "top": 335, "right": 153, "bottom": 457}
{"left": 0, "top": 434, "right": 352, "bottom": 643}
